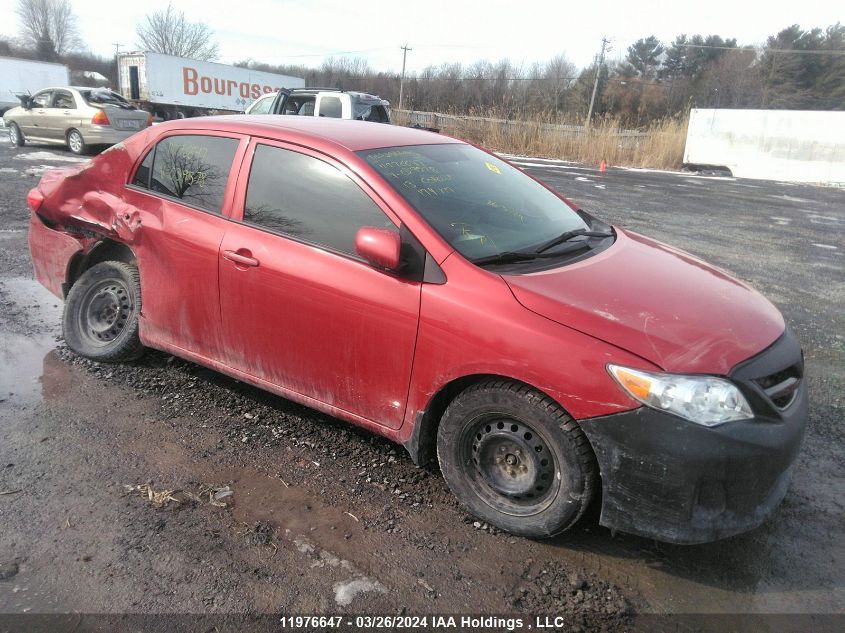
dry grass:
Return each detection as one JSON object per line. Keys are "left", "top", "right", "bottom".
{"left": 394, "top": 110, "right": 689, "bottom": 170}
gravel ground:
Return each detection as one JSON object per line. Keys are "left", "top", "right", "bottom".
{"left": 0, "top": 137, "right": 842, "bottom": 632}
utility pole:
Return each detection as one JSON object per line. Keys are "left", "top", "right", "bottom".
{"left": 399, "top": 44, "right": 412, "bottom": 112}
{"left": 585, "top": 36, "right": 610, "bottom": 129}
{"left": 112, "top": 42, "right": 122, "bottom": 58}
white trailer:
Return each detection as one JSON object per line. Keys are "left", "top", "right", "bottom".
{"left": 0, "top": 56, "right": 70, "bottom": 114}
{"left": 684, "top": 108, "right": 845, "bottom": 184}
{"left": 117, "top": 52, "right": 304, "bottom": 119}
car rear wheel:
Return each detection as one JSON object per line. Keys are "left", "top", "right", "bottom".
{"left": 437, "top": 379, "right": 597, "bottom": 538}
{"left": 63, "top": 261, "right": 145, "bottom": 363}
{"left": 67, "top": 128, "right": 88, "bottom": 155}
{"left": 9, "top": 122, "right": 24, "bottom": 147}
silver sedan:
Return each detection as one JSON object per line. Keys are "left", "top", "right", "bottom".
{"left": 3, "top": 86, "right": 151, "bottom": 155}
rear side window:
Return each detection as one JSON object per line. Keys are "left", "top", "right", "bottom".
{"left": 52, "top": 91, "right": 75, "bottom": 109}
{"left": 369, "top": 106, "right": 389, "bottom": 123}
{"left": 243, "top": 144, "right": 394, "bottom": 256}
{"left": 353, "top": 103, "right": 389, "bottom": 123}
{"left": 319, "top": 96, "right": 342, "bottom": 118}
{"left": 135, "top": 135, "right": 239, "bottom": 214}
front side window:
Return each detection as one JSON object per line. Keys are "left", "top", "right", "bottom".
{"left": 244, "top": 144, "right": 394, "bottom": 256}
{"left": 359, "top": 144, "right": 589, "bottom": 262}
{"left": 136, "top": 135, "right": 239, "bottom": 214}
{"left": 283, "top": 96, "right": 314, "bottom": 115}
{"left": 319, "top": 96, "right": 342, "bottom": 118}
{"left": 31, "top": 91, "right": 51, "bottom": 108}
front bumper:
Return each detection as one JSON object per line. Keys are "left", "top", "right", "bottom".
{"left": 580, "top": 329, "right": 807, "bottom": 544}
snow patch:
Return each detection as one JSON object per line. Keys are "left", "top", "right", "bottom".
{"left": 333, "top": 577, "right": 387, "bottom": 607}
{"left": 13, "top": 152, "right": 88, "bottom": 163}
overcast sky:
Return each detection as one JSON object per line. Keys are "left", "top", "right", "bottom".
{"left": 1, "top": 0, "right": 841, "bottom": 72}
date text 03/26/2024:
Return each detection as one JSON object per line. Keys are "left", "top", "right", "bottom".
{"left": 278, "top": 615, "right": 583, "bottom": 630}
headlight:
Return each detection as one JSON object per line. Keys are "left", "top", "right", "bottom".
{"left": 607, "top": 364, "right": 753, "bottom": 426}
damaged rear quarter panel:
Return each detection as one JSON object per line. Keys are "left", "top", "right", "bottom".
{"left": 28, "top": 213, "right": 85, "bottom": 299}
{"left": 28, "top": 134, "right": 153, "bottom": 298}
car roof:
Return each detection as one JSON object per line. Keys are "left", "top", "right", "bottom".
{"left": 290, "top": 88, "right": 386, "bottom": 102}
{"left": 153, "top": 115, "right": 461, "bottom": 152}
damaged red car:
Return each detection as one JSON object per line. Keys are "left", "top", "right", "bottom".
{"left": 27, "top": 117, "right": 807, "bottom": 544}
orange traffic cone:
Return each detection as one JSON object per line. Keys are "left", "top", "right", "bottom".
{"left": 599, "top": 159, "right": 607, "bottom": 175}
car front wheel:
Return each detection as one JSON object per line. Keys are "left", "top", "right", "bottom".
{"left": 437, "top": 379, "right": 597, "bottom": 538}
{"left": 67, "top": 128, "right": 88, "bottom": 155}
{"left": 63, "top": 261, "right": 145, "bottom": 363}
{"left": 9, "top": 122, "right": 24, "bottom": 147}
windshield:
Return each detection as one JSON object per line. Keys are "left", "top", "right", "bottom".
{"left": 359, "top": 144, "right": 588, "bottom": 261}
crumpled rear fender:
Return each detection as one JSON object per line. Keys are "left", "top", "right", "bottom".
{"left": 28, "top": 212, "right": 87, "bottom": 299}
{"left": 29, "top": 134, "right": 152, "bottom": 297}
{"left": 35, "top": 133, "right": 151, "bottom": 241}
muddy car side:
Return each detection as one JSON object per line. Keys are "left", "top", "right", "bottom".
{"left": 27, "top": 117, "right": 807, "bottom": 544}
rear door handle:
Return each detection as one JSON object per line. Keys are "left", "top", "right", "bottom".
{"left": 223, "top": 249, "right": 260, "bottom": 267}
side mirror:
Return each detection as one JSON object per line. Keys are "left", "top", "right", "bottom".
{"left": 355, "top": 227, "right": 401, "bottom": 271}
{"left": 16, "top": 94, "right": 31, "bottom": 110}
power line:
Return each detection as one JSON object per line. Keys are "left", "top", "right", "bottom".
{"left": 679, "top": 43, "right": 845, "bottom": 56}
{"left": 274, "top": 47, "right": 394, "bottom": 59}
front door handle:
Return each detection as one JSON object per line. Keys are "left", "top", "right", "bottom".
{"left": 223, "top": 249, "right": 260, "bottom": 268}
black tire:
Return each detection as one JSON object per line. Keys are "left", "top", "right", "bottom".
{"left": 67, "top": 128, "right": 88, "bottom": 155}
{"left": 62, "top": 261, "right": 145, "bottom": 363}
{"left": 437, "top": 379, "right": 597, "bottom": 538}
{"left": 9, "top": 122, "right": 24, "bottom": 147}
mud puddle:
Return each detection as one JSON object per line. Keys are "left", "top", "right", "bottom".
{"left": 0, "top": 278, "right": 62, "bottom": 407}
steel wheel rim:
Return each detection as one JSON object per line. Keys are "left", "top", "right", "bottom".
{"left": 77, "top": 278, "right": 133, "bottom": 346}
{"left": 9, "top": 125, "right": 18, "bottom": 144}
{"left": 68, "top": 132, "right": 82, "bottom": 153}
{"left": 462, "top": 414, "right": 560, "bottom": 517}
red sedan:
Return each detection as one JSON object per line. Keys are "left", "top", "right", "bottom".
{"left": 27, "top": 117, "right": 807, "bottom": 544}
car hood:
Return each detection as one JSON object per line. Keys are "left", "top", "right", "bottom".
{"left": 503, "top": 229, "right": 785, "bottom": 375}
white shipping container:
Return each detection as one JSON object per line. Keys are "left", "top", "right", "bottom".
{"left": 0, "top": 56, "right": 70, "bottom": 113}
{"left": 118, "top": 52, "right": 304, "bottom": 113}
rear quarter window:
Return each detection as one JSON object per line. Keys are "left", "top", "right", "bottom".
{"left": 132, "top": 135, "right": 239, "bottom": 214}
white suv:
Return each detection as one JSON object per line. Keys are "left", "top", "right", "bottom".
{"left": 247, "top": 88, "right": 391, "bottom": 123}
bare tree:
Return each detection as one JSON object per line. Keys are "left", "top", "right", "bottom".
{"left": 136, "top": 3, "right": 219, "bottom": 61}
{"left": 15, "top": 0, "right": 80, "bottom": 59}
{"left": 542, "top": 54, "right": 577, "bottom": 114}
